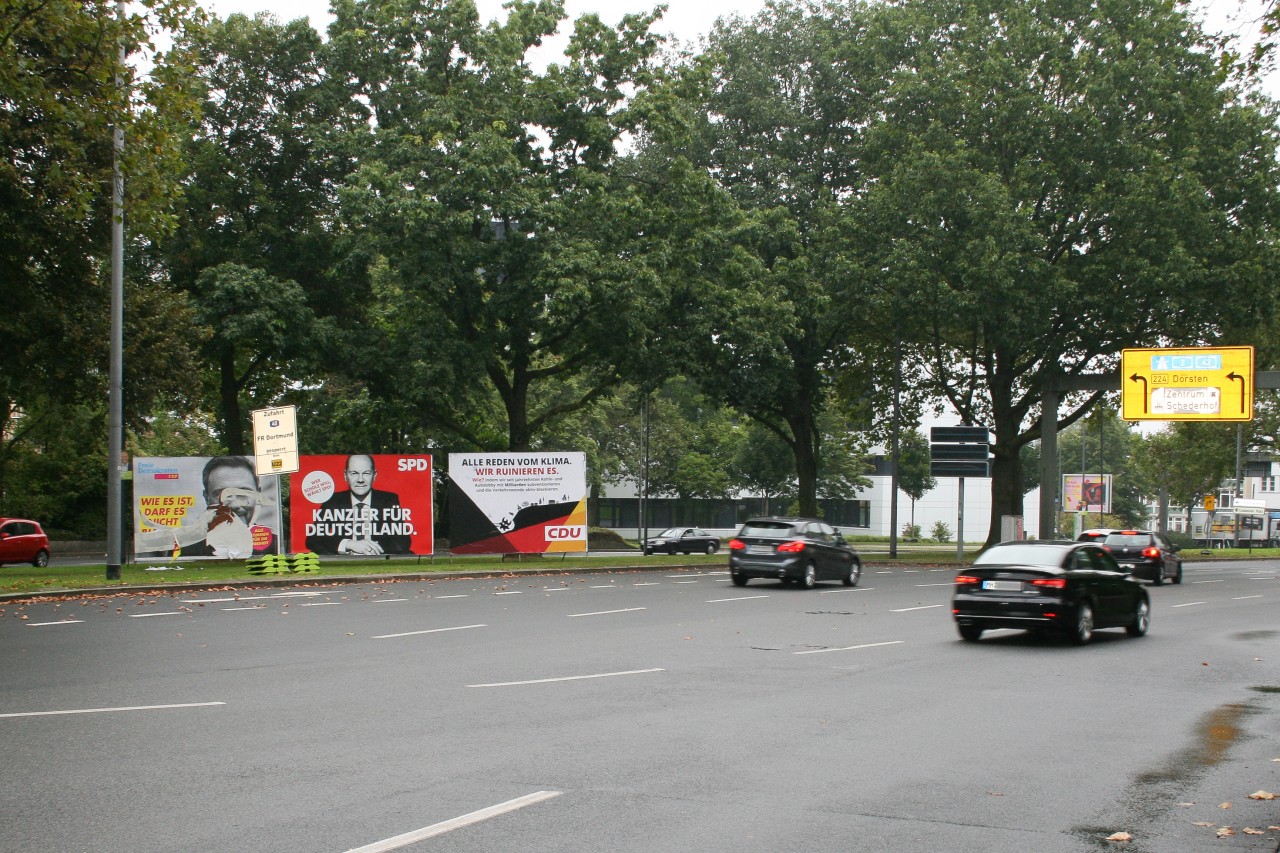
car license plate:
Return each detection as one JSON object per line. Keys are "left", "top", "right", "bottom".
{"left": 748, "top": 544, "right": 774, "bottom": 555}
{"left": 982, "top": 580, "right": 1023, "bottom": 591}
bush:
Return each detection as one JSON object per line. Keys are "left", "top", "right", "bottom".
{"left": 587, "top": 527, "right": 635, "bottom": 551}
{"left": 901, "top": 523, "right": 921, "bottom": 541}
{"left": 931, "top": 521, "right": 952, "bottom": 543}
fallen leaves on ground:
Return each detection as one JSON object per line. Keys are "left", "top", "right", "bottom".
{"left": 1248, "top": 790, "right": 1277, "bottom": 800}
{"left": 1216, "top": 827, "right": 1237, "bottom": 838}
{"left": 1105, "top": 831, "right": 1132, "bottom": 843}
{"left": 1243, "top": 828, "right": 1265, "bottom": 835}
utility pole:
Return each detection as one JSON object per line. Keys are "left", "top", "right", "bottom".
{"left": 106, "top": 0, "right": 127, "bottom": 581}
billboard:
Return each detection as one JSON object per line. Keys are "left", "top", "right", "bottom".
{"left": 290, "top": 455, "right": 433, "bottom": 556}
{"left": 1062, "top": 474, "right": 1113, "bottom": 514}
{"left": 133, "top": 456, "right": 282, "bottom": 560}
{"left": 448, "top": 452, "right": 587, "bottom": 554}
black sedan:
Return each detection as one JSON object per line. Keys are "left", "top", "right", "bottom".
{"left": 643, "top": 527, "right": 721, "bottom": 555}
{"left": 727, "top": 516, "right": 861, "bottom": 589}
{"left": 952, "top": 540, "right": 1150, "bottom": 645}
{"left": 1102, "top": 529, "right": 1183, "bottom": 585}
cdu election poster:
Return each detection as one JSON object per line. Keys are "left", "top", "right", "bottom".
{"left": 447, "top": 452, "right": 588, "bottom": 554}
{"left": 290, "top": 454, "right": 434, "bottom": 556}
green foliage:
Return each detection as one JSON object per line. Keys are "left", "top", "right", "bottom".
{"left": 931, "top": 520, "right": 953, "bottom": 543}
{"left": 901, "top": 523, "right": 922, "bottom": 540}
{"left": 845, "top": 0, "right": 1280, "bottom": 545}
{"left": 897, "top": 429, "right": 936, "bottom": 503}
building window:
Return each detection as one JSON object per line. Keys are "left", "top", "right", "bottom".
{"left": 1262, "top": 476, "right": 1276, "bottom": 493}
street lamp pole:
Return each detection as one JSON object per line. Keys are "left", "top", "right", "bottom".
{"left": 106, "top": 0, "right": 126, "bottom": 581}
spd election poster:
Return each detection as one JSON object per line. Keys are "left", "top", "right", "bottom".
{"left": 447, "top": 452, "right": 587, "bottom": 554}
{"left": 290, "top": 454, "right": 433, "bottom": 556}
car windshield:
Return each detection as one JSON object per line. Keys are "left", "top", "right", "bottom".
{"left": 974, "top": 543, "right": 1070, "bottom": 566}
{"left": 655, "top": 528, "right": 683, "bottom": 538}
{"left": 739, "top": 521, "right": 795, "bottom": 537}
{"left": 1104, "top": 534, "right": 1151, "bottom": 548}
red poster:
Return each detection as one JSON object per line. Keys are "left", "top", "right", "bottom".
{"left": 290, "top": 455, "right": 433, "bottom": 556}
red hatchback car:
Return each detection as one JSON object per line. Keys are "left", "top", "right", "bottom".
{"left": 0, "top": 518, "right": 50, "bottom": 567}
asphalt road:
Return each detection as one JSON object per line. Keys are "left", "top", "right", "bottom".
{"left": 1, "top": 560, "right": 1278, "bottom": 853}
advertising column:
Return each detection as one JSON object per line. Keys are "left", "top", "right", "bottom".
{"left": 447, "top": 452, "right": 588, "bottom": 554}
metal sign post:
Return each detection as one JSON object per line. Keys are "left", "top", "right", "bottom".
{"left": 930, "top": 426, "right": 990, "bottom": 556}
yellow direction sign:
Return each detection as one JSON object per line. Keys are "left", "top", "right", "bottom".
{"left": 1121, "top": 346, "right": 1254, "bottom": 422}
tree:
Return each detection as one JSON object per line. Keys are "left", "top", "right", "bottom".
{"left": 676, "top": 0, "right": 908, "bottom": 517}
{"left": 328, "top": 0, "right": 728, "bottom": 452}
{"left": 849, "top": 0, "right": 1280, "bottom": 547}
{"left": 162, "top": 12, "right": 362, "bottom": 453}
{"left": 897, "top": 429, "right": 936, "bottom": 535}
{"left": 1132, "top": 423, "right": 1239, "bottom": 527}
{"left": 0, "top": 0, "right": 202, "bottom": 524}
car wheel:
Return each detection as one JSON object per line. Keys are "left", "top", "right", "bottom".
{"left": 1173, "top": 565, "right": 1183, "bottom": 585}
{"left": 1126, "top": 597, "right": 1150, "bottom": 637}
{"left": 958, "top": 624, "right": 983, "bottom": 642}
{"left": 1069, "top": 602, "right": 1094, "bottom": 645}
{"left": 705, "top": 543, "right": 716, "bottom": 555}
{"left": 1152, "top": 567, "right": 1164, "bottom": 586}
{"left": 731, "top": 573, "right": 748, "bottom": 587}
{"left": 799, "top": 562, "right": 817, "bottom": 590}
{"left": 32, "top": 550, "right": 49, "bottom": 568}
{"left": 843, "top": 559, "right": 861, "bottom": 587}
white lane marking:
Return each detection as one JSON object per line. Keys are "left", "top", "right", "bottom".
{"left": 915, "top": 582, "right": 952, "bottom": 587}
{"left": 371, "top": 598, "right": 408, "bottom": 603}
{"left": 543, "top": 588, "right": 570, "bottom": 592}
{"left": 568, "top": 607, "right": 647, "bottom": 618}
{"left": 26, "top": 620, "right": 83, "bottom": 626}
{"left": 1171, "top": 602, "right": 1206, "bottom": 608}
{"left": 588, "top": 585, "right": 618, "bottom": 589}
{"left": 372, "top": 624, "right": 486, "bottom": 640}
{"left": 1192, "top": 579, "right": 1225, "bottom": 584}
{"left": 891, "top": 604, "right": 945, "bottom": 612}
{"left": 674, "top": 581, "right": 700, "bottom": 584}
{"left": 875, "top": 570, "right": 892, "bottom": 574}
{"left": 467, "top": 668, "right": 664, "bottom": 688}
{"left": 633, "top": 582, "right": 661, "bottom": 587}
{"left": 1233, "top": 595, "right": 1264, "bottom": 600}
{"left": 221, "top": 605, "right": 267, "bottom": 611}
{"left": 795, "top": 640, "right": 906, "bottom": 655}
{"left": 706, "top": 595, "right": 769, "bottom": 603}
{"left": 435, "top": 595, "right": 469, "bottom": 599}
{"left": 300, "top": 602, "right": 341, "bottom": 607}
{"left": 0, "top": 701, "right": 225, "bottom": 719}
{"left": 819, "top": 587, "right": 873, "bottom": 594}
{"left": 129, "top": 611, "right": 189, "bottom": 618}
{"left": 493, "top": 591, "right": 523, "bottom": 596}
{"left": 343, "top": 791, "right": 562, "bottom": 853}
{"left": 669, "top": 573, "right": 721, "bottom": 578}
{"left": 182, "top": 591, "right": 325, "bottom": 603}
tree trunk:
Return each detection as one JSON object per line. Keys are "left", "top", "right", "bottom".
{"left": 789, "top": 410, "right": 820, "bottom": 518}
{"left": 985, "top": 416, "right": 1025, "bottom": 549}
{"left": 219, "top": 348, "right": 245, "bottom": 455}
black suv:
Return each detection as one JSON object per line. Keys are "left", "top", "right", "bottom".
{"left": 727, "top": 517, "right": 861, "bottom": 589}
{"left": 1102, "top": 530, "right": 1183, "bottom": 585}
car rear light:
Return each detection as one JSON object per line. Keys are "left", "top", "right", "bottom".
{"left": 776, "top": 541, "right": 806, "bottom": 553}
{"left": 1142, "top": 547, "right": 1160, "bottom": 558}
{"left": 954, "top": 574, "right": 980, "bottom": 585}
{"left": 1031, "top": 578, "right": 1067, "bottom": 589}
{"left": 728, "top": 539, "right": 746, "bottom": 551}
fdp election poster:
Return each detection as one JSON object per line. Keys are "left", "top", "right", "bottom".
{"left": 290, "top": 454, "right": 433, "bottom": 556}
{"left": 133, "top": 456, "right": 282, "bottom": 560}
{"left": 448, "top": 452, "right": 587, "bottom": 554}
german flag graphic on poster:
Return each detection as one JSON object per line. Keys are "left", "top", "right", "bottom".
{"left": 447, "top": 453, "right": 588, "bottom": 554}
